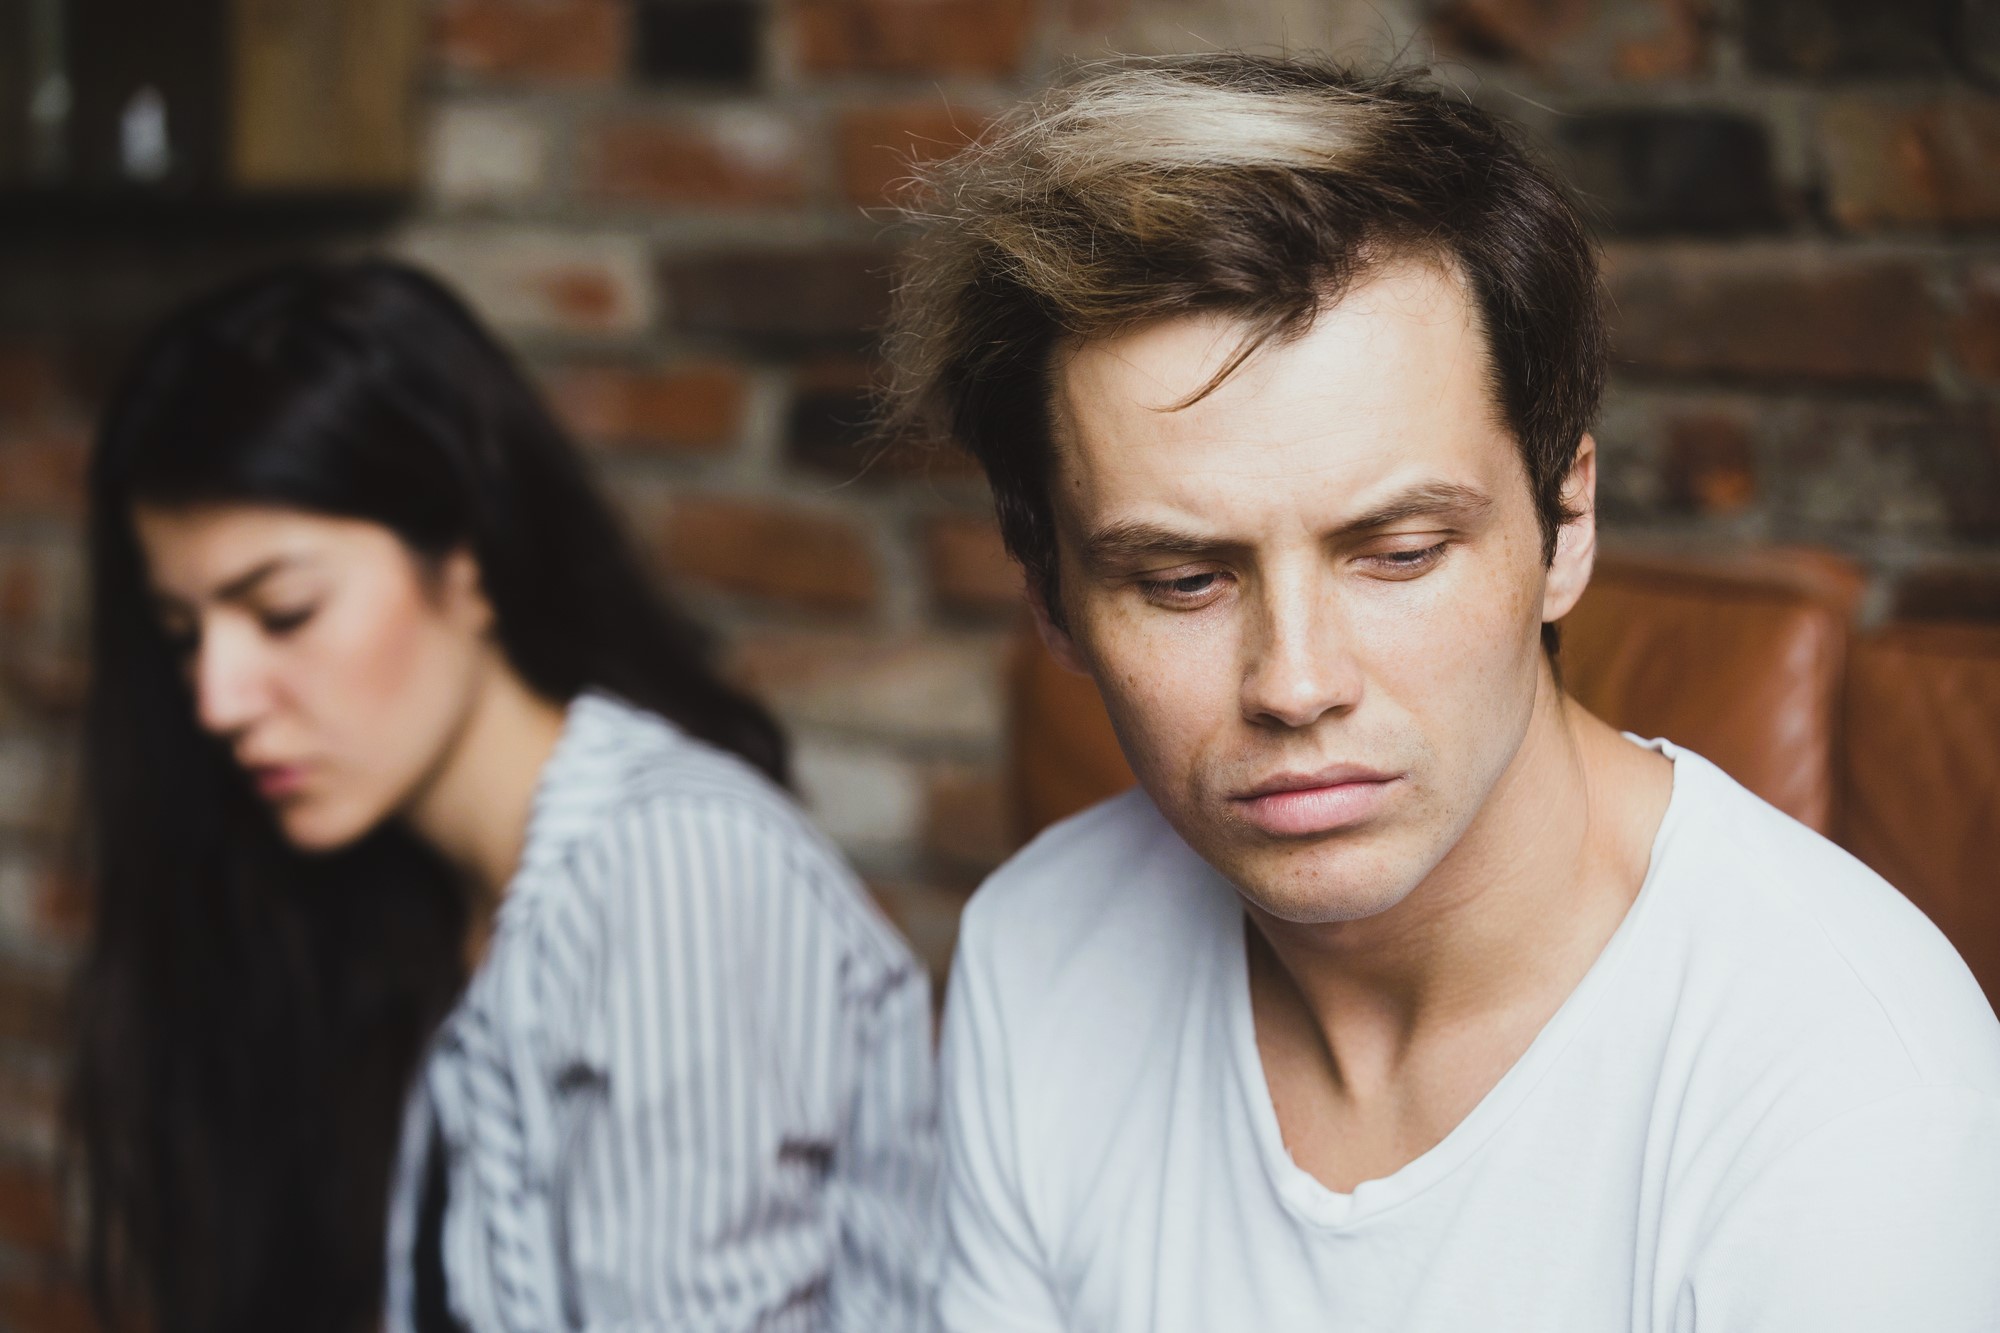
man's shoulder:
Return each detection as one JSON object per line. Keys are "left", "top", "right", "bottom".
{"left": 955, "top": 785, "right": 1232, "bottom": 1017}
{"left": 1657, "top": 747, "right": 2000, "bottom": 1094}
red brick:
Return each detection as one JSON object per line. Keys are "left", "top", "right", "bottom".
{"left": 1745, "top": 0, "right": 1951, "bottom": 76}
{"left": 662, "top": 496, "right": 877, "bottom": 612}
{"left": 1429, "top": 0, "right": 1598, "bottom": 65}
{"left": 0, "top": 541, "right": 89, "bottom": 726}
{"left": 1952, "top": 265, "right": 2000, "bottom": 386}
{"left": 30, "top": 862, "right": 89, "bottom": 943}
{"left": 0, "top": 1064, "right": 59, "bottom": 1160}
{"left": 0, "top": 430, "right": 88, "bottom": 521}
{"left": 1823, "top": 99, "right": 2000, "bottom": 231}
{"left": 663, "top": 247, "right": 896, "bottom": 346}
{"left": 0, "top": 557, "right": 33, "bottom": 629}
{"left": 924, "top": 513, "right": 1020, "bottom": 613}
{"left": 1558, "top": 111, "right": 1777, "bottom": 236}
{"left": 0, "top": 1160, "right": 63, "bottom": 1257}
{"left": 1661, "top": 409, "right": 1756, "bottom": 513}
{"left": 0, "top": 650, "right": 88, "bottom": 725}
{"left": 792, "top": 0, "right": 1036, "bottom": 77}
{"left": 401, "top": 229, "right": 655, "bottom": 337}
{"left": 0, "top": 346, "right": 62, "bottom": 424}
{"left": 1432, "top": 0, "right": 1715, "bottom": 79}
{"left": 789, "top": 357, "right": 982, "bottom": 482}
{"left": 1768, "top": 403, "right": 2000, "bottom": 541}
{"left": 837, "top": 103, "right": 988, "bottom": 209}
{"left": 434, "top": 0, "right": 627, "bottom": 84}
{"left": 585, "top": 112, "right": 807, "bottom": 209}
{"left": 1605, "top": 245, "right": 1937, "bottom": 386}
{"left": 0, "top": 961, "right": 64, "bottom": 1048}
{"left": 1614, "top": 0, "right": 1713, "bottom": 79}
{"left": 923, "top": 762, "right": 1013, "bottom": 872}
{"left": 0, "top": 1275, "right": 93, "bottom": 1333}
{"left": 726, "top": 627, "right": 1005, "bottom": 744}
{"left": 544, "top": 363, "right": 745, "bottom": 454}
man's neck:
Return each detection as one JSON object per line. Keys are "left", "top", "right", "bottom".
{"left": 1244, "top": 668, "right": 1673, "bottom": 1188}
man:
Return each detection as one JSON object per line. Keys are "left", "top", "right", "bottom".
{"left": 885, "top": 54, "right": 2000, "bottom": 1331}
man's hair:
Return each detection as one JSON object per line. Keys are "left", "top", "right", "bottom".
{"left": 883, "top": 54, "right": 1608, "bottom": 650}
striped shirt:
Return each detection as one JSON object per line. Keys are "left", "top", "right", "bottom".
{"left": 381, "top": 691, "right": 938, "bottom": 1332}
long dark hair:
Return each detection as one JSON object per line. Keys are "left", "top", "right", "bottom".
{"left": 67, "top": 259, "right": 787, "bottom": 1333}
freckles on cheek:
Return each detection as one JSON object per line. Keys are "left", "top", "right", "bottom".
{"left": 1096, "top": 612, "right": 1238, "bottom": 778}
{"left": 1358, "top": 568, "right": 1517, "bottom": 704}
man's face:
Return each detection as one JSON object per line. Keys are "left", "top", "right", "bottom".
{"left": 1046, "top": 259, "right": 1592, "bottom": 924}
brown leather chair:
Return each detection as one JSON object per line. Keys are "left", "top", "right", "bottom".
{"left": 1558, "top": 549, "right": 1863, "bottom": 833}
{"left": 1006, "top": 548, "right": 2000, "bottom": 1007}
{"left": 1842, "top": 622, "right": 2000, "bottom": 1004}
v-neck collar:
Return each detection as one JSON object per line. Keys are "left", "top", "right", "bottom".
{"left": 1225, "top": 737, "right": 1694, "bottom": 1229}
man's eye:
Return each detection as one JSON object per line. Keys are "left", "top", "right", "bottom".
{"left": 1136, "top": 571, "right": 1227, "bottom": 604}
{"left": 1365, "top": 543, "right": 1447, "bottom": 577}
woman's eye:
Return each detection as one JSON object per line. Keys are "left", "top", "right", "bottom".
{"left": 260, "top": 606, "right": 317, "bottom": 636}
{"left": 1366, "top": 542, "right": 1447, "bottom": 577}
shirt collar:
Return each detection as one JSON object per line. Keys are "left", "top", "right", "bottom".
{"left": 510, "top": 688, "right": 650, "bottom": 884}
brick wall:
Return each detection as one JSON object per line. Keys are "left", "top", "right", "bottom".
{"left": 2, "top": 0, "right": 1998, "bottom": 1322}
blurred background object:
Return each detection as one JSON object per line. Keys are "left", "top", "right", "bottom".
{"left": 2, "top": 0, "right": 1998, "bottom": 1324}
{"left": 2, "top": 0, "right": 421, "bottom": 198}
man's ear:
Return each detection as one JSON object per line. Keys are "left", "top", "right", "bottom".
{"left": 1541, "top": 434, "right": 1598, "bottom": 626}
{"left": 1028, "top": 578, "right": 1091, "bottom": 676}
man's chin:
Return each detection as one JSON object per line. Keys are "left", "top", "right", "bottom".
{"left": 1204, "top": 835, "right": 1424, "bottom": 927}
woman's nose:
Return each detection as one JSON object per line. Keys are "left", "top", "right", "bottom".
{"left": 192, "top": 621, "right": 270, "bottom": 738}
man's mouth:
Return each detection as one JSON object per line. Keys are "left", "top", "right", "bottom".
{"left": 1230, "top": 764, "right": 1401, "bottom": 837}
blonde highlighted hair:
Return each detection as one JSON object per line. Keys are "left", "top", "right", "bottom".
{"left": 883, "top": 54, "right": 1606, "bottom": 646}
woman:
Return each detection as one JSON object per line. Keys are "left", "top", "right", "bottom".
{"left": 66, "top": 260, "right": 936, "bottom": 1333}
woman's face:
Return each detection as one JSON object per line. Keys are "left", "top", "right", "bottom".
{"left": 135, "top": 503, "right": 496, "bottom": 852}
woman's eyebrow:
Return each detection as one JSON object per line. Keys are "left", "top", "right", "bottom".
{"left": 156, "top": 555, "right": 310, "bottom": 612}
{"left": 213, "top": 557, "right": 298, "bottom": 602}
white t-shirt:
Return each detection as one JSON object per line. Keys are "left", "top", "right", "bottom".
{"left": 936, "top": 741, "right": 2000, "bottom": 1332}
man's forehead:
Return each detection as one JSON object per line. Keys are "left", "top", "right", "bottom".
{"left": 1046, "top": 260, "right": 1511, "bottom": 506}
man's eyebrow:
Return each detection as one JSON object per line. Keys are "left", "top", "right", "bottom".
{"left": 1078, "top": 482, "right": 1493, "bottom": 570}
{"left": 1077, "top": 522, "right": 1241, "bottom": 571}
{"left": 1338, "top": 482, "right": 1493, "bottom": 534}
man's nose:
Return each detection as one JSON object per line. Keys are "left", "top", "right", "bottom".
{"left": 1240, "top": 574, "right": 1362, "bottom": 730}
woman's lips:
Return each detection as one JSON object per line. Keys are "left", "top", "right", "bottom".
{"left": 248, "top": 764, "right": 309, "bottom": 801}
{"left": 1231, "top": 769, "right": 1400, "bottom": 837}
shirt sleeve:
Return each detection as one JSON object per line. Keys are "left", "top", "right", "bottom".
{"left": 824, "top": 952, "right": 940, "bottom": 1333}
{"left": 554, "top": 793, "right": 937, "bottom": 1332}
{"left": 935, "top": 901, "right": 1069, "bottom": 1332}
{"left": 1680, "top": 1083, "right": 2000, "bottom": 1332}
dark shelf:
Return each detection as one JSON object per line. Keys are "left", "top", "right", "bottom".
{"left": 0, "top": 186, "right": 412, "bottom": 240}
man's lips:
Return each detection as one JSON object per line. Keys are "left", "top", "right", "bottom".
{"left": 1230, "top": 765, "right": 1401, "bottom": 837}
